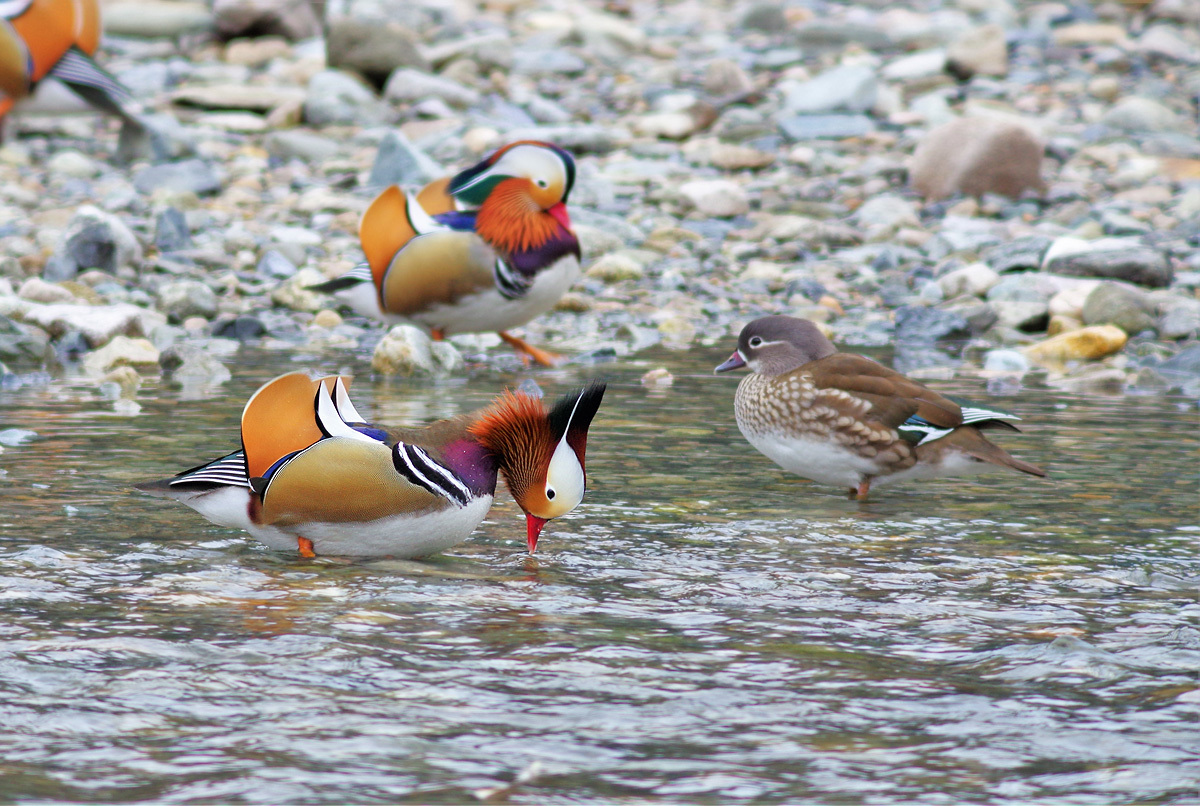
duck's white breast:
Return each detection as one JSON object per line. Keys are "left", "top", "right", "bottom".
{"left": 741, "top": 428, "right": 880, "bottom": 488}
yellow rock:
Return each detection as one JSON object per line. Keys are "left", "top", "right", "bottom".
{"left": 818, "top": 295, "right": 844, "bottom": 315}
{"left": 1023, "top": 325, "right": 1126, "bottom": 364}
{"left": 82, "top": 336, "right": 160, "bottom": 376}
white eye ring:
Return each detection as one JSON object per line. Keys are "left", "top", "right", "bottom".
{"left": 535, "top": 179, "right": 549, "bottom": 189}
{"left": 749, "top": 336, "right": 763, "bottom": 347}
{"left": 546, "top": 487, "right": 556, "bottom": 500}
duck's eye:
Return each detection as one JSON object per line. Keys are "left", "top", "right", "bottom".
{"left": 749, "top": 336, "right": 763, "bottom": 347}
{"left": 546, "top": 487, "right": 556, "bottom": 500}
{"left": 535, "top": 178, "right": 549, "bottom": 189}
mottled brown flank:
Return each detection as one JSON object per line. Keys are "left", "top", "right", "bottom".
{"left": 735, "top": 371, "right": 917, "bottom": 471}
{"left": 468, "top": 391, "right": 553, "bottom": 504}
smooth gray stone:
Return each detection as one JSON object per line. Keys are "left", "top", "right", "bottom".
{"left": 134, "top": 159, "right": 222, "bottom": 195}
{"left": 367, "top": 131, "right": 442, "bottom": 188}
{"left": 1046, "top": 245, "right": 1173, "bottom": 288}
{"left": 779, "top": 114, "right": 875, "bottom": 140}
{"left": 154, "top": 207, "right": 192, "bottom": 253}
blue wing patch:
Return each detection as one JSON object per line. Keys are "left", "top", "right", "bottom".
{"left": 432, "top": 210, "right": 478, "bottom": 231}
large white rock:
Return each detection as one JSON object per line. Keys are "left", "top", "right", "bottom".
{"left": 19, "top": 303, "right": 165, "bottom": 347}
{"left": 372, "top": 326, "right": 463, "bottom": 377}
{"left": 679, "top": 179, "right": 749, "bottom": 217}
{"left": 938, "top": 262, "right": 1001, "bottom": 298}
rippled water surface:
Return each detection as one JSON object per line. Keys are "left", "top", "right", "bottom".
{"left": 1, "top": 348, "right": 1198, "bottom": 804}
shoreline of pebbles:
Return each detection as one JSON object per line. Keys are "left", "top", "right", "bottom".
{"left": 1, "top": 0, "right": 1198, "bottom": 410}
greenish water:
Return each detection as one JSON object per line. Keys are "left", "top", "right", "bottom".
{"left": 1, "top": 347, "right": 1198, "bottom": 804}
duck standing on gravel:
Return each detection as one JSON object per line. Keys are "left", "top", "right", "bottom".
{"left": 137, "top": 372, "right": 606, "bottom": 558}
{"left": 311, "top": 140, "right": 581, "bottom": 366}
{"left": 0, "top": 0, "right": 143, "bottom": 144}
{"left": 715, "top": 315, "right": 1046, "bottom": 500}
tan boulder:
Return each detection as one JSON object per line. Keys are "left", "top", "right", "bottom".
{"left": 1023, "top": 325, "right": 1126, "bottom": 364}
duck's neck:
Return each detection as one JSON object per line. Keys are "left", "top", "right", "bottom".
{"left": 475, "top": 186, "right": 579, "bottom": 274}
{"left": 439, "top": 437, "right": 499, "bottom": 497}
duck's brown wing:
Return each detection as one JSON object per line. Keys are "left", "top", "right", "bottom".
{"left": 805, "top": 353, "right": 964, "bottom": 430}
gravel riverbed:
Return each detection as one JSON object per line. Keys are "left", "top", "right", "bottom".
{"left": 0, "top": 0, "right": 1198, "bottom": 404}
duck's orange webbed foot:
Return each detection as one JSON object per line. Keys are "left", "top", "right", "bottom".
{"left": 855, "top": 480, "right": 872, "bottom": 501}
{"left": 499, "top": 331, "right": 563, "bottom": 367}
{"left": 297, "top": 537, "right": 316, "bottom": 558}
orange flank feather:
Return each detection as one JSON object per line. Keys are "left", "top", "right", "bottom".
{"left": 473, "top": 178, "right": 563, "bottom": 256}
{"left": 12, "top": 0, "right": 76, "bottom": 82}
{"left": 1, "top": 0, "right": 104, "bottom": 100}
{"left": 359, "top": 186, "right": 415, "bottom": 288}
{"left": 0, "top": 28, "right": 26, "bottom": 100}
{"left": 74, "top": 0, "right": 101, "bottom": 55}
{"left": 240, "top": 373, "right": 336, "bottom": 480}
{"left": 415, "top": 177, "right": 456, "bottom": 217}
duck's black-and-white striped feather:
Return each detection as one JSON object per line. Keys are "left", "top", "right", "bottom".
{"left": 393, "top": 443, "right": 472, "bottom": 507}
{"left": 900, "top": 403, "right": 1021, "bottom": 445}
{"left": 170, "top": 451, "right": 249, "bottom": 489}
{"left": 49, "top": 48, "right": 131, "bottom": 101}
{"left": 340, "top": 262, "right": 372, "bottom": 283}
{"left": 899, "top": 423, "right": 954, "bottom": 446}
{"left": 494, "top": 257, "right": 532, "bottom": 300}
{"left": 960, "top": 405, "right": 1020, "bottom": 424}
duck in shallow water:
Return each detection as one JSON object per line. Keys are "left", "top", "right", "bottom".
{"left": 715, "top": 315, "right": 1045, "bottom": 500}
{"left": 137, "top": 372, "right": 606, "bottom": 557}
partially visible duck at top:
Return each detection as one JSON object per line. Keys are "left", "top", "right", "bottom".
{"left": 0, "top": 0, "right": 144, "bottom": 151}
{"left": 716, "top": 315, "right": 1046, "bottom": 500}
{"left": 311, "top": 140, "right": 581, "bottom": 366}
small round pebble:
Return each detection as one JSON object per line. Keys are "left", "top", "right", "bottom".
{"left": 314, "top": 309, "right": 344, "bottom": 328}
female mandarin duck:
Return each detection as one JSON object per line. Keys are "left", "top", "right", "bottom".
{"left": 716, "top": 315, "right": 1045, "bottom": 500}
{"left": 0, "top": 0, "right": 139, "bottom": 129}
{"left": 310, "top": 141, "right": 581, "bottom": 366}
{"left": 136, "top": 372, "right": 606, "bottom": 557}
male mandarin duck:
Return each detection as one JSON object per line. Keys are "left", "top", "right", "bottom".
{"left": 0, "top": 0, "right": 140, "bottom": 131}
{"left": 136, "top": 372, "right": 606, "bottom": 557}
{"left": 715, "top": 315, "right": 1045, "bottom": 500}
{"left": 310, "top": 140, "right": 581, "bottom": 366}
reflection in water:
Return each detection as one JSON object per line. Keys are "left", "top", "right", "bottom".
{"left": 0, "top": 348, "right": 1198, "bottom": 803}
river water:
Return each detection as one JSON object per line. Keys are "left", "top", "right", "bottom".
{"left": 1, "top": 347, "right": 1198, "bottom": 803}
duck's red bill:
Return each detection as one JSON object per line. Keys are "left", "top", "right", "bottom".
{"left": 547, "top": 202, "right": 571, "bottom": 231}
{"left": 526, "top": 513, "right": 548, "bottom": 553}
